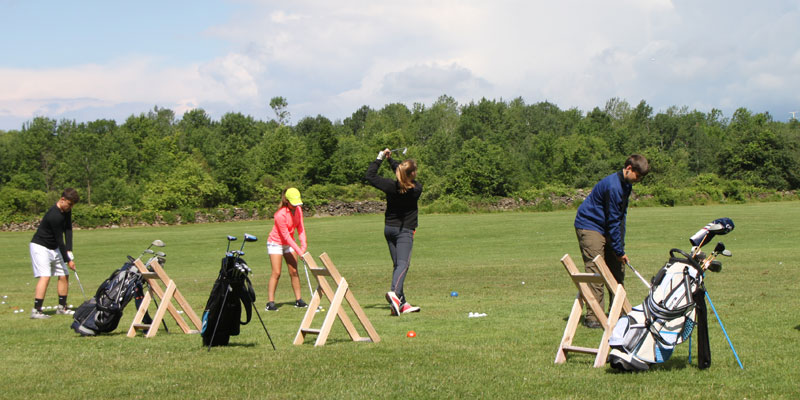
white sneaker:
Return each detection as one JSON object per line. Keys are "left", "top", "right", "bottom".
{"left": 31, "top": 309, "right": 51, "bottom": 319}
{"left": 56, "top": 305, "right": 75, "bottom": 315}
{"left": 385, "top": 292, "right": 402, "bottom": 316}
{"left": 400, "top": 303, "right": 421, "bottom": 314}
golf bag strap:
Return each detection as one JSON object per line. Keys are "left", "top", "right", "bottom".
{"left": 693, "top": 286, "right": 711, "bottom": 369}
{"left": 237, "top": 277, "right": 255, "bottom": 325}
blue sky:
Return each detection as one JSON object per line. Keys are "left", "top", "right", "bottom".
{"left": 1, "top": 0, "right": 799, "bottom": 131}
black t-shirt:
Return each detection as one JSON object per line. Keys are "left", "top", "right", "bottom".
{"left": 31, "top": 204, "right": 73, "bottom": 261}
{"left": 365, "top": 158, "right": 423, "bottom": 230}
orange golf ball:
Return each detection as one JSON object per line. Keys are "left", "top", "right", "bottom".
{"left": 406, "top": 330, "right": 416, "bottom": 338}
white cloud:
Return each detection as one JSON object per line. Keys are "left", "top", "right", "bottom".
{"left": 2, "top": 0, "right": 800, "bottom": 130}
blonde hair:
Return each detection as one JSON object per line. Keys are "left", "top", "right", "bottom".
{"left": 279, "top": 188, "right": 291, "bottom": 208}
{"left": 395, "top": 160, "right": 417, "bottom": 194}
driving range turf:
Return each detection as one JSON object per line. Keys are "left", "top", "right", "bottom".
{"left": 1, "top": 201, "right": 798, "bottom": 399}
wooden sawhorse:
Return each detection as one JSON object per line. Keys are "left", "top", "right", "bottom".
{"left": 293, "top": 252, "right": 380, "bottom": 346}
{"left": 127, "top": 258, "right": 202, "bottom": 338}
{"left": 554, "top": 254, "right": 632, "bottom": 367}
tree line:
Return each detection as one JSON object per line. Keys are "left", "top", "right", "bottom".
{"left": 1, "top": 95, "right": 799, "bottom": 226}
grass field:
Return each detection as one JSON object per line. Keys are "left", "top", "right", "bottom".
{"left": 1, "top": 202, "right": 799, "bottom": 399}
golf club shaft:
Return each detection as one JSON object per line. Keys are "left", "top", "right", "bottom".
{"left": 302, "top": 260, "right": 314, "bottom": 298}
{"left": 73, "top": 270, "right": 87, "bottom": 299}
{"left": 626, "top": 262, "right": 651, "bottom": 289}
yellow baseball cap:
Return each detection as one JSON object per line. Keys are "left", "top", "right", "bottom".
{"left": 285, "top": 187, "right": 303, "bottom": 206}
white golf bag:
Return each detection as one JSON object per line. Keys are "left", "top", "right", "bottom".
{"left": 608, "top": 250, "right": 704, "bottom": 371}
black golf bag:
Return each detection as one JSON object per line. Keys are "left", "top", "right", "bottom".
{"left": 201, "top": 255, "right": 256, "bottom": 346}
{"left": 72, "top": 262, "right": 143, "bottom": 336}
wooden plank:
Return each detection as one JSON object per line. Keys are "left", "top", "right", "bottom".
{"left": 149, "top": 259, "right": 201, "bottom": 331}
{"left": 293, "top": 281, "right": 323, "bottom": 345}
{"left": 127, "top": 290, "right": 152, "bottom": 337}
{"left": 593, "top": 256, "right": 633, "bottom": 314}
{"left": 146, "top": 280, "right": 176, "bottom": 338}
{"left": 595, "top": 284, "right": 627, "bottom": 368}
{"left": 320, "top": 253, "right": 381, "bottom": 343}
{"left": 563, "top": 346, "right": 600, "bottom": 355}
{"left": 555, "top": 295, "right": 583, "bottom": 364}
{"left": 315, "top": 278, "right": 349, "bottom": 346}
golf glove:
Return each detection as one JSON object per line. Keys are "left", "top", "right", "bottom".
{"left": 377, "top": 150, "right": 386, "bottom": 160}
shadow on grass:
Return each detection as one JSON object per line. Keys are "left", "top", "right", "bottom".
{"left": 605, "top": 356, "right": 694, "bottom": 374}
{"left": 794, "top": 324, "right": 800, "bottom": 331}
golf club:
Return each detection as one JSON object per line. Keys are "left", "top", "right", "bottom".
{"left": 73, "top": 269, "right": 87, "bottom": 300}
{"left": 301, "top": 258, "right": 323, "bottom": 313}
{"left": 390, "top": 147, "right": 408, "bottom": 155}
{"left": 234, "top": 233, "right": 257, "bottom": 264}
{"left": 625, "top": 262, "right": 651, "bottom": 289}
{"left": 226, "top": 235, "right": 237, "bottom": 253}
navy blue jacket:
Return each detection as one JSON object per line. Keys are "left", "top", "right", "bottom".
{"left": 574, "top": 171, "right": 631, "bottom": 257}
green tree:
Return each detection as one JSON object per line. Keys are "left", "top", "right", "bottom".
{"left": 269, "top": 96, "right": 290, "bottom": 126}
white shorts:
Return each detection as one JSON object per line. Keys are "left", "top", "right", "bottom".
{"left": 30, "top": 242, "right": 69, "bottom": 278}
{"left": 267, "top": 242, "right": 294, "bottom": 255}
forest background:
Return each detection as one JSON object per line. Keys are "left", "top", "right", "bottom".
{"left": 1, "top": 95, "right": 798, "bottom": 228}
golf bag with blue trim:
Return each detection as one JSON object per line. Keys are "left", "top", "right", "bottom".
{"left": 608, "top": 218, "right": 733, "bottom": 371}
{"left": 608, "top": 250, "right": 706, "bottom": 371}
{"left": 201, "top": 255, "right": 255, "bottom": 346}
{"left": 71, "top": 261, "right": 143, "bottom": 336}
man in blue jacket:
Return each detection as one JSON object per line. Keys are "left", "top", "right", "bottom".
{"left": 574, "top": 155, "right": 649, "bottom": 329}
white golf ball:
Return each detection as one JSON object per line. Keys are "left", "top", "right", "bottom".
{"left": 20, "top": 309, "right": 24, "bottom": 312}
{"left": 69, "top": 304, "right": 73, "bottom": 308}
{"left": 521, "top": 281, "right": 525, "bottom": 285}
{"left": 13, "top": 310, "right": 18, "bottom": 314}
{"left": 1, "top": 301, "right": 5, "bottom": 304}
{"left": 2, "top": 295, "right": 7, "bottom": 298}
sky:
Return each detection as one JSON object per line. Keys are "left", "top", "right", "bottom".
{"left": 1, "top": 0, "right": 799, "bottom": 131}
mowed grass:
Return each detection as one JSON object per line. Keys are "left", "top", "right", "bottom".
{"left": 1, "top": 202, "right": 799, "bottom": 399}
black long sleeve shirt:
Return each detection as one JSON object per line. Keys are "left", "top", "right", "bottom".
{"left": 31, "top": 204, "right": 73, "bottom": 261}
{"left": 365, "top": 158, "right": 423, "bottom": 230}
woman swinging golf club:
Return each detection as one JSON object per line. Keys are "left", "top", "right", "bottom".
{"left": 265, "top": 187, "right": 308, "bottom": 311}
{"left": 365, "top": 148, "right": 423, "bottom": 316}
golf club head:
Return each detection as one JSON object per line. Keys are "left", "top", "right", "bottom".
{"left": 226, "top": 235, "right": 237, "bottom": 252}
{"left": 144, "top": 249, "right": 155, "bottom": 255}
{"left": 713, "top": 242, "right": 726, "bottom": 254}
{"left": 151, "top": 240, "right": 165, "bottom": 248}
{"left": 708, "top": 260, "right": 723, "bottom": 272}
{"left": 721, "top": 249, "right": 732, "bottom": 257}
{"left": 709, "top": 218, "right": 735, "bottom": 234}
{"left": 155, "top": 251, "right": 166, "bottom": 257}
{"left": 239, "top": 233, "right": 257, "bottom": 252}
{"left": 390, "top": 147, "right": 408, "bottom": 155}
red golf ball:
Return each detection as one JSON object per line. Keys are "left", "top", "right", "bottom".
{"left": 407, "top": 330, "right": 416, "bottom": 338}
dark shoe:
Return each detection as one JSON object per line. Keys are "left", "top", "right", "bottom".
{"left": 265, "top": 301, "right": 278, "bottom": 311}
{"left": 583, "top": 319, "right": 602, "bottom": 329}
{"left": 295, "top": 299, "right": 308, "bottom": 308}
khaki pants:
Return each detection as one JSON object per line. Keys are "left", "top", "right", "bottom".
{"left": 575, "top": 228, "right": 625, "bottom": 323}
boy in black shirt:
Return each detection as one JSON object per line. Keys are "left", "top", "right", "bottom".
{"left": 29, "top": 188, "right": 79, "bottom": 319}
